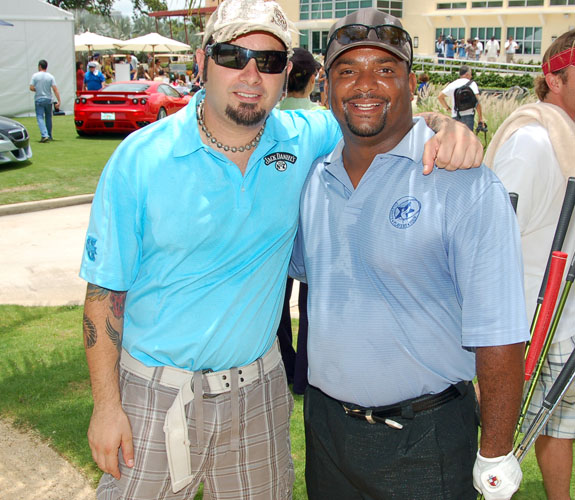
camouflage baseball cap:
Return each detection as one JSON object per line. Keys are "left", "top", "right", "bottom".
{"left": 202, "top": 0, "right": 295, "bottom": 57}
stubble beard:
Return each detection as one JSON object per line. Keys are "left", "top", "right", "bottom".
{"left": 225, "top": 103, "right": 267, "bottom": 127}
{"left": 343, "top": 99, "right": 390, "bottom": 137}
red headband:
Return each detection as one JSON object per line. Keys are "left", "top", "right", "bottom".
{"left": 542, "top": 46, "right": 575, "bottom": 75}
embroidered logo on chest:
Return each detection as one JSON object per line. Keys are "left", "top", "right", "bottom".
{"left": 389, "top": 196, "right": 422, "bottom": 229}
{"left": 264, "top": 152, "right": 297, "bottom": 172}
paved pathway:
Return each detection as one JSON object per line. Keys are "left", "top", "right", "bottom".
{"left": 0, "top": 204, "right": 91, "bottom": 306}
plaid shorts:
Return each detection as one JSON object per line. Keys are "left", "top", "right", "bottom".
{"left": 97, "top": 350, "right": 294, "bottom": 500}
{"left": 522, "top": 334, "right": 575, "bottom": 438}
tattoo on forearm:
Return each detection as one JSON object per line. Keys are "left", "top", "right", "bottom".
{"left": 105, "top": 317, "right": 122, "bottom": 353}
{"left": 83, "top": 313, "right": 97, "bottom": 349}
{"left": 86, "top": 283, "right": 110, "bottom": 302}
{"left": 109, "top": 292, "right": 126, "bottom": 320}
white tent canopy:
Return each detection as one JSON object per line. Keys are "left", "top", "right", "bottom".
{"left": 119, "top": 33, "right": 190, "bottom": 53}
{"left": 75, "top": 32, "right": 123, "bottom": 52}
{"left": 0, "top": 0, "right": 74, "bottom": 116}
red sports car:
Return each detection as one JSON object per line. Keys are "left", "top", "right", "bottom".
{"left": 74, "top": 80, "right": 192, "bottom": 135}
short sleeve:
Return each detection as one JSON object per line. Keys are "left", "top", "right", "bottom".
{"left": 79, "top": 144, "right": 144, "bottom": 291}
{"left": 448, "top": 178, "right": 529, "bottom": 347}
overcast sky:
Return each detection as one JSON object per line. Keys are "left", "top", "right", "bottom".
{"left": 113, "top": 0, "right": 191, "bottom": 17}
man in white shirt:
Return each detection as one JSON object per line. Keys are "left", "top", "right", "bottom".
{"left": 486, "top": 29, "right": 575, "bottom": 500}
{"left": 485, "top": 36, "right": 500, "bottom": 62}
{"left": 438, "top": 65, "right": 484, "bottom": 131}
{"left": 505, "top": 36, "right": 519, "bottom": 63}
{"left": 474, "top": 37, "right": 483, "bottom": 60}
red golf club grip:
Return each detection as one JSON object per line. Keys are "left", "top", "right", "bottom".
{"left": 526, "top": 251, "right": 568, "bottom": 381}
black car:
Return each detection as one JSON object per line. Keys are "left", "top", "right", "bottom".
{"left": 0, "top": 116, "right": 32, "bottom": 165}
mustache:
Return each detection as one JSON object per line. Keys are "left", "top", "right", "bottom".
{"left": 343, "top": 93, "right": 390, "bottom": 104}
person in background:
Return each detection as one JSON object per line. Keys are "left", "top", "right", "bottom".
{"left": 29, "top": 59, "right": 61, "bottom": 143}
{"left": 436, "top": 34, "right": 445, "bottom": 61}
{"left": 457, "top": 39, "right": 467, "bottom": 59}
{"left": 136, "top": 65, "right": 151, "bottom": 80}
{"left": 486, "top": 29, "right": 575, "bottom": 500}
{"left": 438, "top": 64, "right": 484, "bottom": 131}
{"left": 505, "top": 36, "right": 520, "bottom": 63}
{"left": 129, "top": 52, "right": 138, "bottom": 80}
{"left": 102, "top": 56, "right": 114, "bottom": 85}
{"left": 84, "top": 61, "right": 106, "bottom": 91}
{"left": 76, "top": 61, "right": 85, "bottom": 93}
{"left": 485, "top": 35, "right": 500, "bottom": 62}
{"left": 445, "top": 35, "right": 455, "bottom": 59}
{"left": 316, "top": 65, "right": 328, "bottom": 107}
{"left": 475, "top": 36, "right": 483, "bottom": 60}
{"left": 466, "top": 38, "right": 476, "bottom": 60}
{"left": 91, "top": 53, "right": 102, "bottom": 72}
{"left": 154, "top": 68, "right": 169, "bottom": 83}
{"left": 290, "top": 9, "right": 528, "bottom": 499}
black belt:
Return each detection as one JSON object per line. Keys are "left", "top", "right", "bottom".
{"left": 342, "top": 382, "right": 467, "bottom": 424}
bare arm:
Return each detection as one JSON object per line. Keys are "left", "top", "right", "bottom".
{"left": 418, "top": 111, "right": 484, "bottom": 175}
{"left": 84, "top": 283, "right": 133, "bottom": 479}
{"left": 476, "top": 343, "right": 525, "bottom": 457}
{"left": 437, "top": 93, "right": 450, "bottom": 113}
{"left": 476, "top": 100, "right": 484, "bottom": 122}
{"left": 52, "top": 85, "right": 61, "bottom": 107}
{"left": 29, "top": 85, "right": 35, "bottom": 92}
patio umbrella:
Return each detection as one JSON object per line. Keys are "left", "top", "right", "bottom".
{"left": 74, "top": 32, "right": 123, "bottom": 52}
{"left": 119, "top": 33, "right": 191, "bottom": 77}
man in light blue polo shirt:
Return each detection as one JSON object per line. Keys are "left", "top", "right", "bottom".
{"left": 79, "top": 1, "right": 484, "bottom": 499}
{"left": 290, "top": 9, "right": 529, "bottom": 500}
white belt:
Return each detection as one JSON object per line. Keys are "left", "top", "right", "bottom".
{"left": 119, "top": 341, "right": 282, "bottom": 493}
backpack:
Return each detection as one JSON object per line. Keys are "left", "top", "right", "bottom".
{"left": 453, "top": 80, "right": 478, "bottom": 117}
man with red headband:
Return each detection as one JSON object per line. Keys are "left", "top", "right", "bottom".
{"left": 486, "top": 29, "right": 575, "bottom": 500}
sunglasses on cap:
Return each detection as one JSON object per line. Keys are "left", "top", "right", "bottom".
{"left": 327, "top": 24, "right": 412, "bottom": 66}
{"left": 205, "top": 43, "right": 288, "bottom": 74}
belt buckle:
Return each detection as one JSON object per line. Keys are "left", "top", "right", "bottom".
{"left": 342, "top": 405, "right": 376, "bottom": 424}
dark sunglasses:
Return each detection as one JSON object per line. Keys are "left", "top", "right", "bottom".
{"left": 205, "top": 43, "right": 288, "bottom": 74}
{"left": 327, "top": 24, "right": 412, "bottom": 68}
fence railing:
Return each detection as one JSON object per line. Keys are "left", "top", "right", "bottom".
{"left": 413, "top": 55, "right": 541, "bottom": 76}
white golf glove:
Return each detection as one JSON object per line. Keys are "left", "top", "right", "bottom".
{"left": 473, "top": 450, "right": 522, "bottom": 500}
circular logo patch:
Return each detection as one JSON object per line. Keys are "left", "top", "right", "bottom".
{"left": 389, "top": 196, "right": 421, "bottom": 229}
{"left": 275, "top": 160, "right": 287, "bottom": 171}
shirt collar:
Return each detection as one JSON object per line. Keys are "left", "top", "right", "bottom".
{"left": 172, "top": 90, "right": 301, "bottom": 158}
{"left": 323, "top": 116, "right": 433, "bottom": 175}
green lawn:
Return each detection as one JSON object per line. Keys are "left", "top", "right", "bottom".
{"left": 0, "top": 115, "right": 123, "bottom": 205}
{"left": 0, "top": 305, "right": 567, "bottom": 498}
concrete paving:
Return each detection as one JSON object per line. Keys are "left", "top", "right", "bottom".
{"left": 0, "top": 203, "right": 91, "bottom": 306}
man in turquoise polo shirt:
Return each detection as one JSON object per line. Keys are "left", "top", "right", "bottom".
{"left": 80, "top": 1, "right": 483, "bottom": 498}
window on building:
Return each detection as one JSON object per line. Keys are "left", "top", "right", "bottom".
{"left": 470, "top": 27, "right": 502, "bottom": 48}
{"left": 437, "top": 2, "right": 467, "bottom": 8}
{"left": 506, "top": 26, "right": 542, "bottom": 55}
{"left": 300, "top": 29, "right": 330, "bottom": 54}
{"left": 436, "top": 27, "right": 466, "bottom": 41}
{"left": 508, "top": 0, "right": 544, "bottom": 6}
{"left": 300, "top": 0, "right": 402, "bottom": 19}
{"left": 550, "top": 0, "right": 575, "bottom": 4}
{"left": 471, "top": 1, "right": 503, "bottom": 6}
{"left": 377, "top": 0, "right": 403, "bottom": 17}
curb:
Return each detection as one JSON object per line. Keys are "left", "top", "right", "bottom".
{"left": 0, "top": 194, "right": 94, "bottom": 217}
